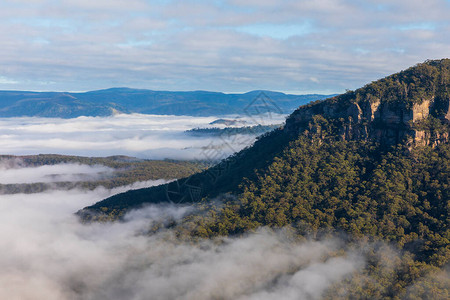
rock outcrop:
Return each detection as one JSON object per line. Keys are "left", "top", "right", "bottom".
{"left": 285, "top": 59, "right": 450, "bottom": 147}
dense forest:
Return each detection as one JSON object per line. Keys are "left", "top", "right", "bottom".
{"left": 79, "top": 60, "right": 450, "bottom": 298}
{"left": 176, "top": 138, "right": 448, "bottom": 298}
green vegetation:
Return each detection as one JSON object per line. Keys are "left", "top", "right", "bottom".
{"left": 80, "top": 128, "right": 292, "bottom": 221}
{"left": 342, "top": 58, "right": 450, "bottom": 107}
{"left": 187, "top": 137, "right": 448, "bottom": 257}
{"left": 84, "top": 132, "right": 449, "bottom": 297}
{"left": 171, "top": 136, "right": 447, "bottom": 298}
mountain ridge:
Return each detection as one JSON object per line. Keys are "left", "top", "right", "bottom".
{"left": 0, "top": 88, "right": 334, "bottom": 118}
{"left": 285, "top": 58, "right": 450, "bottom": 147}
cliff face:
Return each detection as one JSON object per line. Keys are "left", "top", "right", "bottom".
{"left": 285, "top": 59, "right": 450, "bottom": 147}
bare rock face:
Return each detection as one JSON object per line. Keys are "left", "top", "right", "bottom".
{"left": 346, "top": 103, "right": 363, "bottom": 122}
{"left": 412, "top": 99, "right": 431, "bottom": 122}
{"left": 362, "top": 100, "right": 380, "bottom": 121}
{"left": 413, "top": 130, "right": 450, "bottom": 146}
{"left": 285, "top": 59, "right": 450, "bottom": 147}
{"left": 285, "top": 95, "right": 449, "bottom": 146}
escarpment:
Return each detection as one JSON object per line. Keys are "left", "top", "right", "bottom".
{"left": 285, "top": 59, "right": 450, "bottom": 147}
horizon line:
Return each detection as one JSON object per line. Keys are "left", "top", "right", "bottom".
{"left": 0, "top": 87, "right": 340, "bottom": 96}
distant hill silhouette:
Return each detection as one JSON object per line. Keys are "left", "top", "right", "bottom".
{"left": 0, "top": 88, "right": 333, "bottom": 118}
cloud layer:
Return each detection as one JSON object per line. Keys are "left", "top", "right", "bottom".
{"left": 0, "top": 113, "right": 284, "bottom": 160}
{"left": 0, "top": 0, "right": 449, "bottom": 93}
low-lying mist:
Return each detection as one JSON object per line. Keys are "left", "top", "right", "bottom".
{"left": 0, "top": 187, "right": 363, "bottom": 300}
{"left": 0, "top": 163, "right": 114, "bottom": 184}
{"left": 0, "top": 113, "right": 286, "bottom": 160}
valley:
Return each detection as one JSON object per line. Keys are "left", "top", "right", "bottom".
{"left": 0, "top": 60, "right": 448, "bottom": 299}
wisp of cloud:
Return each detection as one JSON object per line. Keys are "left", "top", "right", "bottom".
{"left": 0, "top": 163, "right": 114, "bottom": 184}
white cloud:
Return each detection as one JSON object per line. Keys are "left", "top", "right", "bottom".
{"left": 0, "top": 1, "right": 448, "bottom": 93}
{"left": 0, "top": 162, "right": 114, "bottom": 184}
{"left": 0, "top": 76, "right": 18, "bottom": 84}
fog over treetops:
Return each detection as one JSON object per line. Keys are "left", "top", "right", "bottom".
{"left": 0, "top": 163, "right": 361, "bottom": 300}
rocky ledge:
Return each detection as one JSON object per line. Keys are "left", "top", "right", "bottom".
{"left": 285, "top": 59, "right": 450, "bottom": 147}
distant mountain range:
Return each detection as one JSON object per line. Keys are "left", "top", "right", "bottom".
{"left": 0, "top": 88, "right": 334, "bottom": 118}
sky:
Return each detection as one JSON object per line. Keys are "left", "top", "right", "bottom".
{"left": 0, "top": 0, "right": 449, "bottom": 94}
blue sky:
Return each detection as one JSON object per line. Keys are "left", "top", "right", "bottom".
{"left": 0, "top": 0, "right": 449, "bottom": 94}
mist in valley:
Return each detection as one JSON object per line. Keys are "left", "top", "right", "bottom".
{"left": 0, "top": 113, "right": 364, "bottom": 299}
{"left": 0, "top": 172, "right": 365, "bottom": 300}
{"left": 0, "top": 113, "right": 285, "bottom": 160}
{"left": 2, "top": 159, "right": 437, "bottom": 300}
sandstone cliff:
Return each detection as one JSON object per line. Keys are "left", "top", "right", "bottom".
{"left": 285, "top": 59, "right": 450, "bottom": 147}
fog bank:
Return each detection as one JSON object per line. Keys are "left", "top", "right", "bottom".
{"left": 0, "top": 113, "right": 286, "bottom": 160}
